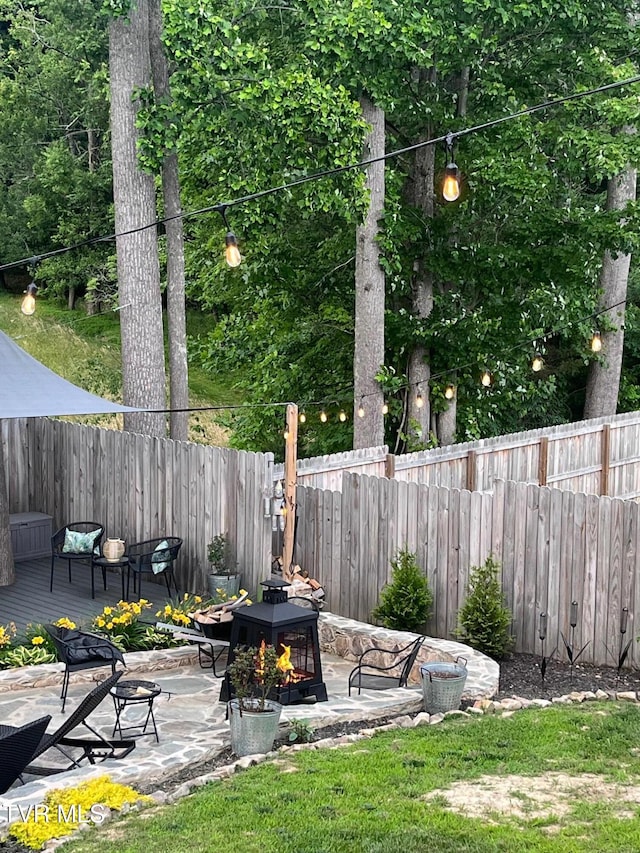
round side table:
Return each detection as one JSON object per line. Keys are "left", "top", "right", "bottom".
{"left": 111, "top": 679, "right": 161, "bottom": 742}
{"left": 92, "top": 555, "right": 129, "bottom": 601}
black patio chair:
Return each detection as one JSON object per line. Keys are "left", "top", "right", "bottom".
{"left": 288, "top": 596, "right": 320, "bottom": 612}
{"left": 24, "top": 671, "right": 134, "bottom": 777}
{"left": 50, "top": 521, "right": 105, "bottom": 597}
{"left": 0, "top": 716, "right": 51, "bottom": 794}
{"left": 126, "top": 536, "right": 182, "bottom": 600}
{"left": 46, "top": 624, "right": 125, "bottom": 712}
{"left": 348, "top": 635, "right": 425, "bottom": 696}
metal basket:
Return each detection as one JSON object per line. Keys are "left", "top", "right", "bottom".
{"left": 420, "top": 657, "right": 468, "bottom": 714}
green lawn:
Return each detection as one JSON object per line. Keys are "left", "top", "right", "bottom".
{"left": 62, "top": 703, "right": 640, "bottom": 853}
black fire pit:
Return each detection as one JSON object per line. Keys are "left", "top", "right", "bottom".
{"left": 220, "top": 579, "right": 328, "bottom": 705}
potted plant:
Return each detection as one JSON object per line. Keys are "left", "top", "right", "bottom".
{"left": 227, "top": 643, "right": 285, "bottom": 756}
{"left": 207, "top": 533, "right": 241, "bottom": 599}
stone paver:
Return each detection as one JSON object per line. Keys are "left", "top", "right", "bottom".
{"left": 0, "top": 613, "right": 498, "bottom": 827}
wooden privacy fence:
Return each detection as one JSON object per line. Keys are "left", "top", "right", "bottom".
{"left": 2, "top": 418, "right": 274, "bottom": 595}
{"left": 295, "top": 473, "right": 640, "bottom": 667}
{"left": 281, "top": 409, "right": 640, "bottom": 499}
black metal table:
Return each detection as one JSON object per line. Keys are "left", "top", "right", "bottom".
{"left": 111, "top": 679, "right": 161, "bottom": 742}
{"left": 92, "top": 555, "right": 129, "bottom": 601}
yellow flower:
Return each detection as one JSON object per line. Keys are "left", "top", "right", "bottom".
{"left": 139, "top": 599, "right": 149, "bottom": 606}
{"left": 106, "top": 622, "right": 114, "bottom": 630}
{"left": 194, "top": 596, "right": 202, "bottom": 604}
{"left": 54, "top": 617, "right": 76, "bottom": 630}
{"left": 96, "top": 617, "right": 105, "bottom": 628}
{"left": 103, "top": 607, "right": 112, "bottom": 616}
{"left": 239, "top": 589, "right": 248, "bottom": 596}
{"left": 132, "top": 604, "right": 141, "bottom": 615}
{"left": 31, "top": 636, "right": 45, "bottom": 646}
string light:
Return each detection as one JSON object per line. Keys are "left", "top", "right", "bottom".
{"left": 339, "top": 410, "right": 347, "bottom": 422}
{"left": 444, "top": 384, "right": 456, "bottom": 400}
{"left": 416, "top": 391, "right": 424, "bottom": 409}
{"left": 299, "top": 411, "right": 306, "bottom": 424}
{"left": 20, "top": 282, "right": 37, "bottom": 316}
{"left": 480, "top": 369, "right": 493, "bottom": 387}
{"left": 357, "top": 400, "right": 365, "bottom": 418}
{"left": 590, "top": 331, "right": 602, "bottom": 353}
{"left": 218, "top": 206, "right": 241, "bottom": 267}
{"left": 442, "top": 132, "right": 461, "bottom": 202}
{"left": 532, "top": 354, "right": 544, "bottom": 372}
{"left": 382, "top": 401, "right": 389, "bottom": 415}
{"left": 320, "top": 410, "right": 328, "bottom": 423}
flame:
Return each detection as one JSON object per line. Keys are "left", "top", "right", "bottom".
{"left": 255, "top": 640, "right": 267, "bottom": 678}
{"left": 277, "top": 644, "right": 294, "bottom": 677}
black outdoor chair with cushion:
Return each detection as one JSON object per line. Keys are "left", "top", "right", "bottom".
{"left": 46, "top": 624, "right": 125, "bottom": 712}
{"left": 348, "top": 635, "right": 425, "bottom": 696}
{"left": 126, "top": 536, "right": 182, "bottom": 600}
{"left": 50, "top": 521, "right": 105, "bottom": 597}
{"left": 0, "top": 715, "right": 51, "bottom": 794}
{"left": 22, "top": 671, "right": 135, "bottom": 777}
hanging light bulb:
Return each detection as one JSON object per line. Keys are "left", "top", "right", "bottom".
{"left": 299, "top": 412, "right": 306, "bottom": 424}
{"left": 416, "top": 391, "right": 424, "bottom": 409}
{"left": 357, "top": 401, "right": 365, "bottom": 418}
{"left": 283, "top": 425, "right": 290, "bottom": 439}
{"left": 320, "top": 410, "right": 328, "bottom": 423}
{"left": 225, "top": 231, "right": 241, "bottom": 267}
{"left": 442, "top": 132, "right": 461, "bottom": 202}
{"left": 444, "top": 384, "right": 456, "bottom": 400}
{"left": 339, "top": 410, "right": 347, "bottom": 422}
{"left": 20, "top": 282, "right": 37, "bottom": 316}
{"left": 480, "top": 369, "right": 492, "bottom": 387}
{"left": 382, "top": 401, "right": 389, "bottom": 415}
{"left": 532, "top": 354, "right": 544, "bottom": 372}
{"left": 590, "top": 331, "right": 602, "bottom": 353}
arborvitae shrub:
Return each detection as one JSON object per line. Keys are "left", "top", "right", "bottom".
{"left": 372, "top": 547, "right": 432, "bottom": 633}
{"left": 457, "top": 554, "right": 513, "bottom": 660}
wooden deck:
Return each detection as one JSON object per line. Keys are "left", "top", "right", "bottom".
{"left": 0, "top": 557, "right": 173, "bottom": 633}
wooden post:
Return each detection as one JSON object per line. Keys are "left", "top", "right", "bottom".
{"left": 384, "top": 453, "right": 395, "bottom": 479}
{"left": 466, "top": 450, "right": 477, "bottom": 492}
{"left": 282, "top": 403, "right": 298, "bottom": 581}
{"left": 538, "top": 437, "right": 548, "bottom": 487}
{"left": 601, "top": 424, "right": 610, "bottom": 496}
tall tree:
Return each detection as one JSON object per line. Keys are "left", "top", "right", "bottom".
{"left": 148, "top": 0, "right": 189, "bottom": 440}
{"left": 353, "top": 93, "right": 385, "bottom": 449}
{"left": 109, "top": 0, "right": 166, "bottom": 436}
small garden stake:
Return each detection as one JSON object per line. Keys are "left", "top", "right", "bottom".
{"left": 560, "top": 600, "right": 589, "bottom": 682}
{"left": 538, "top": 612, "right": 556, "bottom": 682}
{"left": 603, "top": 607, "right": 632, "bottom": 679}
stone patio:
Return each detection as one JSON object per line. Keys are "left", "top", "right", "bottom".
{"left": 0, "top": 613, "right": 498, "bottom": 828}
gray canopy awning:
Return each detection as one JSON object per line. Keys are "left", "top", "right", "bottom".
{"left": 0, "top": 330, "right": 141, "bottom": 419}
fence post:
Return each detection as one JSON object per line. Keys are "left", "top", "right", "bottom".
{"left": 466, "top": 450, "right": 477, "bottom": 492}
{"left": 601, "top": 424, "right": 610, "bottom": 496}
{"left": 384, "top": 453, "right": 395, "bottom": 479}
{"left": 538, "top": 436, "right": 548, "bottom": 486}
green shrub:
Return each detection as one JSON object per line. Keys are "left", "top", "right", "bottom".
{"left": 372, "top": 548, "right": 432, "bottom": 633}
{"left": 457, "top": 555, "right": 513, "bottom": 660}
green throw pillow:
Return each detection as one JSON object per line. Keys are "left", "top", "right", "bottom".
{"left": 62, "top": 528, "right": 98, "bottom": 554}
{"left": 151, "top": 539, "right": 171, "bottom": 574}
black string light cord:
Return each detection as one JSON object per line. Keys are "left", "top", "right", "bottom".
{"left": 1, "top": 73, "right": 640, "bottom": 275}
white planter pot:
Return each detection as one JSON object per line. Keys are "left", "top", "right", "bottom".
{"left": 228, "top": 698, "right": 282, "bottom": 756}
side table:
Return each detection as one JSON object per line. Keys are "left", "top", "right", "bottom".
{"left": 111, "top": 679, "right": 161, "bottom": 742}
{"left": 92, "top": 555, "right": 129, "bottom": 601}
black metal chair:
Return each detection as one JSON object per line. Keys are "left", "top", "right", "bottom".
{"left": 0, "top": 716, "right": 51, "bottom": 794}
{"left": 288, "top": 596, "right": 320, "bottom": 612}
{"left": 50, "top": 521, "right": 105, "bottom": 597}
{"left": 126, "top": 536, "right": 182, "bottom": 600}
{"left": 348, "top": 635, "right": 425, "bottom": 695}
{"left": 46, "top": 624, "right": 125, "bottom": 712}
{"left": 20, "top": 672, "right": 135, "bottom": 778}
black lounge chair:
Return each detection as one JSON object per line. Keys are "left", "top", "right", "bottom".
{"left": 46, "top": 625, "right": 125, "bottom": 712}
{"left": 50, "top": 521, "right": 104, "bottom": 597}
{"left": 24, "top": 671, "right": 135, "bottom": 776}
{"left": 348, "top": 635, "right": 425, "bottom": 695}
{"left": 0, "top": 716, "right": 51, "bottom": 794}
{"left": 126, "top": 536, "right": 182, "bottom": 600}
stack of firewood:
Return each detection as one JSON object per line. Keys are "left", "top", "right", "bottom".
{"left": 283, "top": 564, "right": 325, "bottom": 608}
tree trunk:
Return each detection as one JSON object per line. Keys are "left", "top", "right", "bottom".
{"left": 148, "top": 0, "right": 189, "bottom": 441}
{"left": 109, "top": 0, "right": 166, "bottom": 437}
{"left": 353, "top": 94, "right": 385, "bottom": 449}
{"left": 584, "top": 159, "right": 637, "bottom": 419}
{"left": 405, "top": 137, "right": 434, "bottom": 443}
{"left": 0, "top": 436, "right": 15, "bottom": 586}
